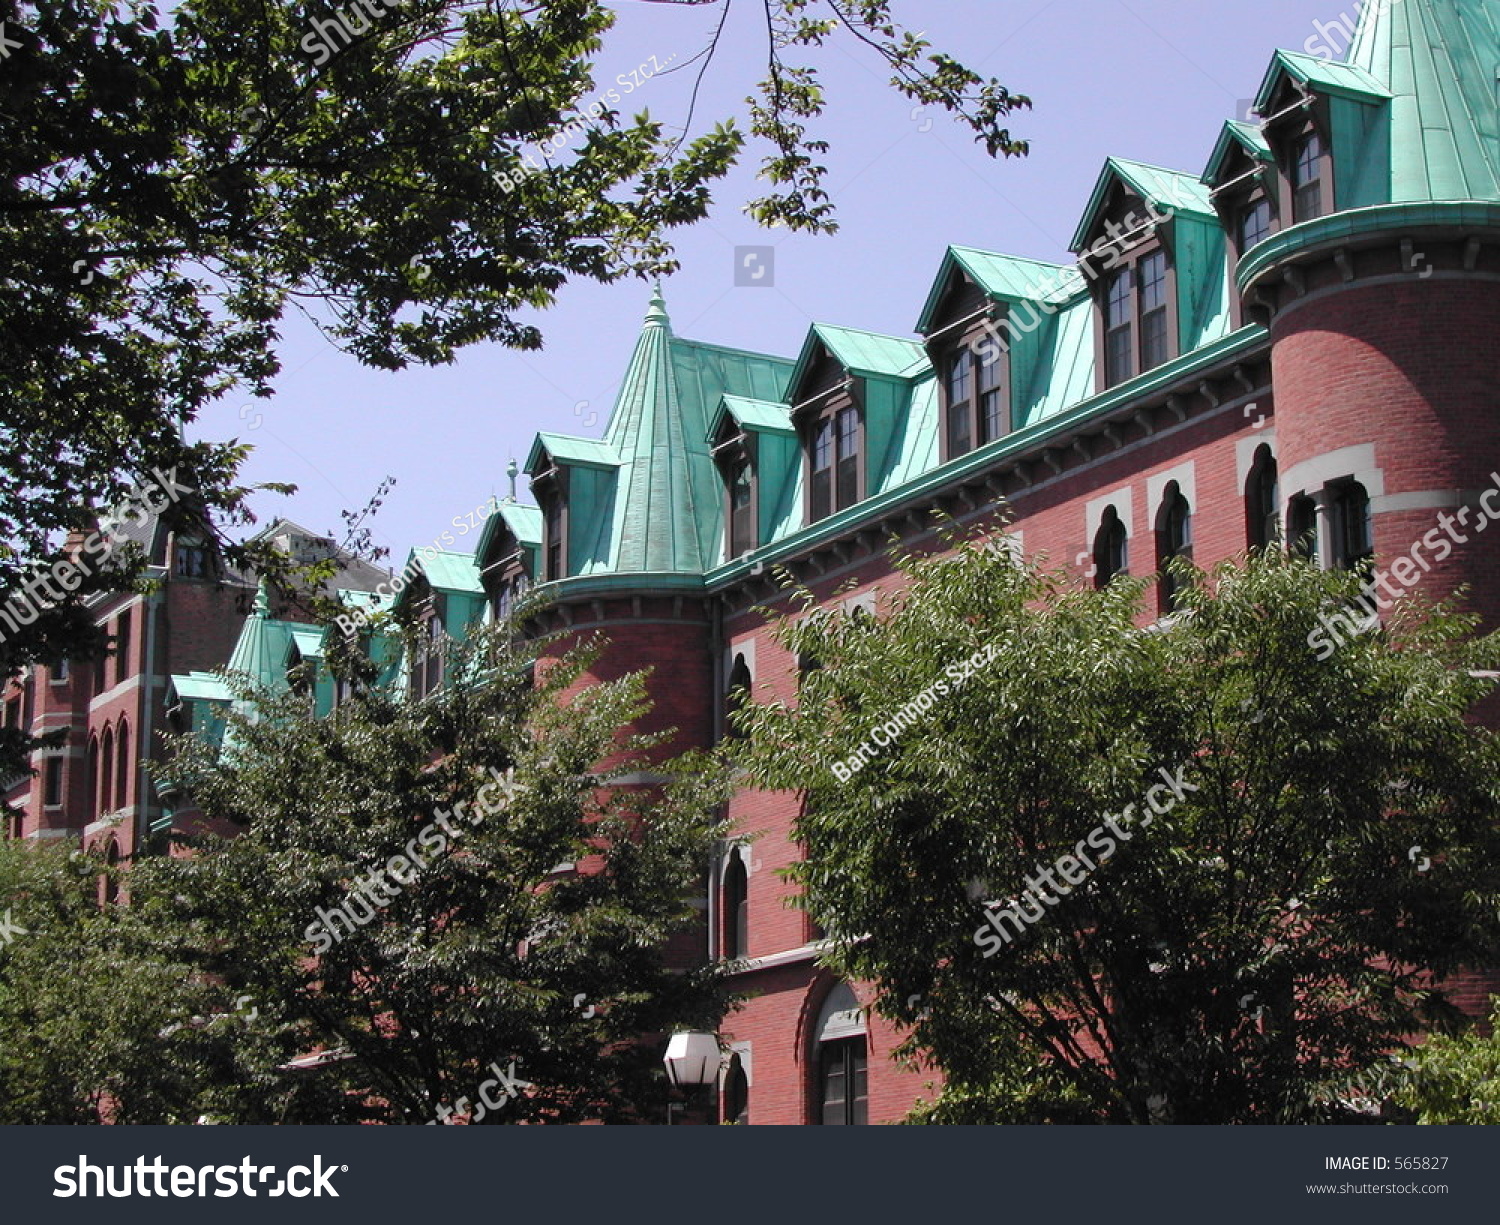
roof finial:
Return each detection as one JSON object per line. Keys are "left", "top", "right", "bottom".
{"left": 253, "top": 577, "right": 271, "bottom": 619}
{"left": 506, "top": 457, "right": 519, "bottom": 502}
{"left": 645, "top": 282, "right": 669, "bottom": 327}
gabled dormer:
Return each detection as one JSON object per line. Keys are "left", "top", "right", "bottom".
{"left": 1251, "top": 51, "right": 1391, "bottom": 223}
{"left": 708, "top": 395, "right": 799, "bottom": 560}
{"left": 475, "top": 497, "right": 541, "bottom": 622}
{"left": 917, "top": 246, "right": 1089, "bottom": 460}
{"left": 1072, "top": 158, "right": 1226, "bottom": 392}
{"left": 523, "top": 435, "right": 619, "bottom": 583}
{"left": 1204, "top": 120, "right": 1278, "bottom": 328}
{"left": 389, "top": 549, "right": 484, "bottom": 700}
{"left": 784, "top": 324, "right": 928, "bottom": 525}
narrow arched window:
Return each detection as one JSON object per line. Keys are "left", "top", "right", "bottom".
{"left": 724, "top": 1053, "right": 749, "bottom": 1125}
{"left": 99, "top": 726, "right": 114, "bottom": 814}
{"left": 725, "top": 654, "right": 752, "bottom": 741}
{"left": 1156, "top": 483, "right": 1193, "bottom": 614}
{"left": 815, "top": 983, "right": 868, "bottom": 1125}
{"left": 1094, "top": 507, "right": 1129, "bottom": 588}
{"left": 1330, "top": 481, "right": 1372, "bottom": 571}
{"left": 1246, "top": 445, "right": 1280, "bottom": 549}
{"left": 723, "top": 853, "right": 748, "bottom": 959}
{"left": 1287, "top": 493, "right": 1319, "bottom": 562}
{"left": 115, "top": 721, "right": 130, "bottom": 814}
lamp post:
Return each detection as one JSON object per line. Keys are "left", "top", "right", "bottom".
{"left": 663, "top": 1031, "right": 720, "bottom": 1124}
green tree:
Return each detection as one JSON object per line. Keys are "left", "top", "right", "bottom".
{"left": 1395, "top": 997, "right": 1500, "bottom": 1123}
{"left": 0, "top": 0, "right": 1028, "bottom": 782}
{"left": 137, "top": 620, "right": 732, "bottom": 1124}
{"left": 734, "top": 532, "right": 1500, "bottom": 1123}
{"left": 0, "top": 838, "right": 215, "bottom": 1122}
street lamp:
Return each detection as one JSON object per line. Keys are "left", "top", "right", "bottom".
{"left": 663, "top": 1031, "right": 721, "bottom": 1124}
{"left": 663, "top": 1031, "right": 721, "bottom": 1087}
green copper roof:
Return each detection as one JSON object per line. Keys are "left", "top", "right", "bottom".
{"left": 1344, "top": 0, "right": 1500, "bottom": 201}
{"left": 1203, "top": 119, "right": 1274, "bottom": 182}
{"left": 788, "top": 324, "right": 929, "bottom": 390}
{"left": 498, "top": 502, "right": 542, "bottom": 547}
{"left": 226, "top": 580, "right": 302, "bottom": 691}
{"left": 714, "top": 395, "right": 794, "bottom": 436}
{"left": 915, "top": 246, "right": 1082, "bottom": 332}
{"left": 523, "top": 290, "right": 793, "bottom": 577}
{"left": 527, "top": 433, "right": 620, "bottom": 473}
{"left": 1256, "top": 49, "right": 1391, "bottom": 107}
{"left": 1071, "top": 157, "right": 1215, "bottom": 251}
{"left": 415, "top": 549, "right": 483, "bottom": 595}
{"left": 169, "top": 672, "right": 232, "bottom": 704}
{"left": 289, "top": 627, "right": 325, "bottom": 661}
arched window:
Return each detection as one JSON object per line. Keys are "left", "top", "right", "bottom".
{"left": 814, "top": 983, "right": 868, "bottom": 1125}
{"left": 115, "top": 721, "right": 130, "bottom": 814}
{"left": 1240, "top": 198, "right": 1272, "bottom": 253}
{"left": 1156, "top": 483, "right": 1193, "bottom": 614}
{"left": 99, "top": 726, "right": 114, "bottom": 814}
{"left": 87, "top": 736, "right": 99, "bottom": 819}
{"left": 1330, "top": 481, "right": 1372, "bottom": 571}
{"left": 723, "top": 1052, "right": 749, "bottom": 1125}
{"left": 725, "top": 654, "right": 752, "bottom": 741}
{"left": 102, "top": 840, "right": 120, "bottom": 906}
{"left": 1287, "top": 494, "right": 1319, "bottom": 561}
{"left": 1246, "top": 445, "right": 1280, "bottom": 549}
{"left": 1093, "top": 507, "right": 1129, "bottom": 588}
{"left": 723, "top": 853, "right": 748, "bottom": 959}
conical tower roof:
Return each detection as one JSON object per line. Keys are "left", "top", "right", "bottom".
{"left": 1347, "top": 0, "right": 1500, "bottom": 200}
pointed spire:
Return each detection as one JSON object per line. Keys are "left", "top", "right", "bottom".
{"left": 253, "top": 577, "right": 271, "bottom": 618}
{"left": 645, "top": 282, "right": 670, "bottom": 328}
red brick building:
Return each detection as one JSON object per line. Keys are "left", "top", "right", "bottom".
{"left": 9, "top": 0, "right": 1500, "bottom": 1125}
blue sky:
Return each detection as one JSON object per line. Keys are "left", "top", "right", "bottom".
{"left": 193, "top": 0, "right": 1349, "bottom": 567}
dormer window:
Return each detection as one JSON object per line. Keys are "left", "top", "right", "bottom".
{"left": 534, "top": 472, "right": 568, "bottom": 583}
{"left": 1240, "top": 199, "right": 1272, "bottom": 252}
{"left": 1292, "top": 131, "right": 1324, "bottom": 223}
{"left": 1105, "top": 270, "right": 1133, "bottom": 385}
{"left": 174, "top": 537, "right": 211, "bottom": 579}
{"left": 806, "top": 404, "right": 861, "bottom": 523}
{"left": 1139, "top": 251, "right": 1169, "bottom": 372}
{"left": 729, "top": 460, "right": 755, "bottom": 558}
{"left": 410, "top": 593, "right": 446, "bottom": 700}
{"left": 945, "top": 351, "right": 972, "bottom": 457}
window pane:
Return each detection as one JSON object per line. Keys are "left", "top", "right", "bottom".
{"left": 1139, "top": 252, "right": 1167, "bottom": 313}
{"left": 812, "top": 419, "right": 833, "bottom": 472}
{"left": 835, "top": 408, "right": 859, "bottom": 510}
{"left": 946, "top": 351, "right": 971, "bottom": 407}
{"left": 1293, "top": 134, "right": 1322, "bottom": 223}
{"left": 1106, "top": 270, "right": 1131, "bottom": 328}
{"left": 1240, "top": 199, "right": 1271, "bottom": 251}
{"left": 978, "top": 354, "right": 1004, "bottom": 443}
{"left": 1106, "top": 325, "right": 1133, "bottom": 385}
{"left": 947, "top": 402, "right": 972, "bottom": 457}
{"left": 1141, "top": 307, "right": 1170, "bottom": 371}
